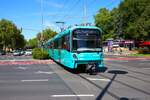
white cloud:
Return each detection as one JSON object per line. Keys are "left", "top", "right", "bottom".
{"left": 36, "top": 0, "right": 63, "bottom": 8}
{"left": 45, "top": 1, "right": 63, "bottom": 8}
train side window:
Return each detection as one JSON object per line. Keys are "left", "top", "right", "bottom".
{"left": 54, "top": 40, "right": 58, "bottom": 49}
{"left": 65, "top": 35, "right": 70, "bottom": 51}
{"left": 54, "top": 41, "right": 56, "bottom": 49}
{"left": 51, "top": 42, "right": 54, "bottom": 48}
{"left": 61, "top": 34, "right": 70, "bottom": 51}
{"left": 62, "top": 36, "right": 65, "bottom": 49}
{"left": 58, "top": 38, "right": 62, "bottom": 49}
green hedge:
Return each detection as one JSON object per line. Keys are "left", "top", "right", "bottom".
{"left": 32, "top": 48, "right": 49, "bottom": 59}
{"left": 138, "top": 47, "right": 150, "bottom": 54}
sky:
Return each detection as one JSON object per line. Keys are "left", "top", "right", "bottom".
{"left": 0, "top": 0, "right": 122, "bottom": 40}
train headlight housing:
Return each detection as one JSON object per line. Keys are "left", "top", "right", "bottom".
{"left": 99, "top": 53, "right": 103, "bottom": 57}
{"left": 73, "top": 54, "right": 78, "bottom": 60}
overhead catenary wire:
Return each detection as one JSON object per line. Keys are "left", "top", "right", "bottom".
{"left": 57, "top": 0, "right": 118, "bottom": 25}
{"left": 58, "top": 0, "right": 81, "bottom": 22}
{"left": 22, "top": 28, "right": 40, "bottom": 32}
{"left": 43, "top": 0, "right": 121, "bottom": 28}
{"left": 83, "top": 0, "right": 119, "bottom": 24}
{"left": 43, "top": 0, "right": 72, "bottom": 31}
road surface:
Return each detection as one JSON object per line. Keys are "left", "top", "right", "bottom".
{"left": 0, "top": 55, "right": 150, "bottom": 100}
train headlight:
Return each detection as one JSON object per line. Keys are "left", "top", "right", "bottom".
{"left": 73, "top": 54, "right": 78, "bottom": 60}
{"left": 99, "top": 53, "right": 103, "bottom": 57}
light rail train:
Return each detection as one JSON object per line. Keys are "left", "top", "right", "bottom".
{"left": 44, "top": 25, "right": 104, "bottom": 73}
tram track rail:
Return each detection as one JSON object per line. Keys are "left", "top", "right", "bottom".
{"left": 78, "top": 74, "right": 120, "bottom": 100}
{"left": 105, "top": 64, "right": 150, "bottom": 84}
{"left": 97, "top": 73, "right": 150, "bottom": 96}
{"left": 122, "top": 73, "right": 150, "bottom": 84}
{"left": 106, "top": 63, "right": 150, "bottom": 76}
{"left": 52, "top": 62, "right": 150, "bottom": 99}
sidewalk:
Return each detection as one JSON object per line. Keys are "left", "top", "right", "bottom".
{"left": 104, "top": 51, "right": 137, "bottom": 56}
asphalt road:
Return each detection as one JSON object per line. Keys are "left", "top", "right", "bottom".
{"left": 0, "top": 55, "right": 150, "bottom": 100}
{"left": 0, "top": 55, "right": 32, "bottom": 61}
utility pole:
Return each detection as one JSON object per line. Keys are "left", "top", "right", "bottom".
{"left": 41, "top": 0, "right": 44, "bottom": 31}
{"left": 40, "top": 0, "right": 44, "bottom": 48}
{"left": 83, "top": 0, "right": 87, "bottom": 25}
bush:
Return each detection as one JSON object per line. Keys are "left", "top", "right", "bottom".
{"left": 32, "top": 48, "right": 49, "bottom": 59}
{"left": 138, "top": 47, "right": 150, "bottom": 54}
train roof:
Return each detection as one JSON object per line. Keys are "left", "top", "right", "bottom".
{"left": 68, "top": 25, "right": 102, "bottom": 31}
{"left": 47, "top": 25, "right": 102, "bottom": 43}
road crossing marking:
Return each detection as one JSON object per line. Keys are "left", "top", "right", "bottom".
{"left": 87, "top": 78, "right": 110, "bottom": 81}
{"left": 51, "top": 94, "right": 94, "bottom": 97}
{"left": 35, "top": 71, "right": 54, "bottom": 74}
{"left": 21, "top": 79, "right": 49, "bottom": 82}
{"left": 142, "top": 67, "right": 150, "bottom": 69}
{"left": 17, "top": 66, "right": 27, "bottom": 70}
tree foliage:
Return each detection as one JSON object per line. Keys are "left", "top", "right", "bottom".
{"left": 37, "top": 28, "right": 57, "bottom": 42}
{"left": 94, "top": 0, "right": 150, "bottom": 41}
{"left": 94, "top": 8, "right": 114, "bottom": 40}
{"left": 0, "top": 19, "right": 26, "bottom": 50}
{"left": 27, "top": 38, "right": 38, "bottom": 49}
{"left": 118, "top": 0, "right": 150, "bottom": 40}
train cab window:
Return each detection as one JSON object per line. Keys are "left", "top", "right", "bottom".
{"left": 72, "top": 29, "right": 102, "bottom": 52}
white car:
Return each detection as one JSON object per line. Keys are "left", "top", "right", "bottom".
{"left": 25, "top": 50, "right": 32, "bottom": 55}
{"left": 13, "top": 50, "right": 21, "bottom": 56}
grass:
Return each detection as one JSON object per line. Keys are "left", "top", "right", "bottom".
{"left": 129, "top": 53, "right": 150, "bottom": 57}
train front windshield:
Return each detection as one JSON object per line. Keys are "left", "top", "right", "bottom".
{"left": 72, "top": 29, "right": 102, "bottom": 52}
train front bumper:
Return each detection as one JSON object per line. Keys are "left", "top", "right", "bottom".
{"left": 72, "top": 52, "right": 104, "bottom": 68}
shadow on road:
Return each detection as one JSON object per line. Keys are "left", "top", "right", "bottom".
{"left": 96, "top": 70, "right": 128, "bottom": 100}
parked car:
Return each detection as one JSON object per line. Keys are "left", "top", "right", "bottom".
{"left": 13, "top": 50, "right": 21, "bottom": 56}
{"left": 0, "top": 50, "right": 6, "bottom": 55}
{"left": 25, "top": 49, "right": 32, "bottom": 55}
{"left": 20, "top": 50, "right": 25, "bottom": 55}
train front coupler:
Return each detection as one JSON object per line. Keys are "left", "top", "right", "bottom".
{"left": 86, "top": 63, "right": 98, "bottom": 75}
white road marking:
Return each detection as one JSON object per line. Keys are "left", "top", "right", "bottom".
{"left": 142, "top": 67, "right": 150, "bottom": 69}
{"left": 17, "top": 67, "right": 27, "bottom": 70}
{"left": 87, "top": 78, "right": 110, "bottom": 82}
{"left": 35, "top": 71, "right": 54, "bottom": 74}
{"left": 51, "top": 94, "right": 94, "bottom": 97}
{"left": 21, "top": 79, "right": 48, "bottom": 82}
{"left": 114, "top": 60, "right": 128, "bottom": 62}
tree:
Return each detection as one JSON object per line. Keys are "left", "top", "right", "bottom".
{"left": 117, "top": 0, "right": 150, "bottom": 40}
{"left": 27, "top": 38, "right": 38, "bottom": 49}
{"left": 0, "top": 19, "right": 26, "bottom": 50}
{"left": 94, "top": 0, "right": 150, "bottom": 41}
{"left": 94, "top": 8, "right": 114, "bottom": 41}
{"left": 37, "top": 28, "right": 57, "bottom": 42}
